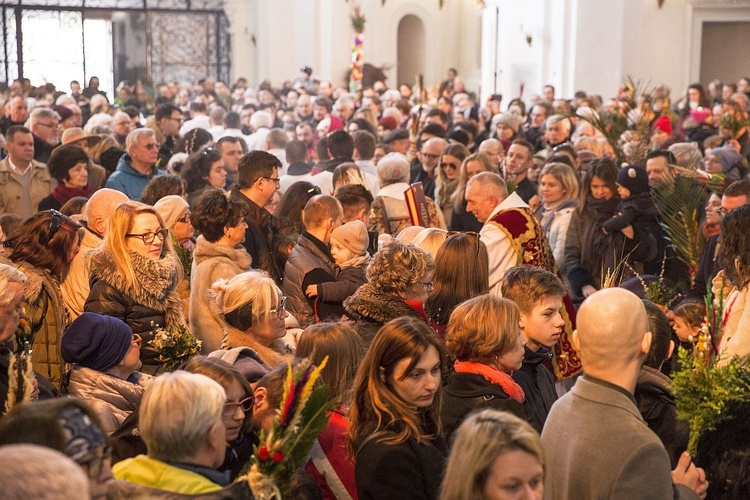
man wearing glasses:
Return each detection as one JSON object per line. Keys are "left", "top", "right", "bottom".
{"left": 151, "top": 103, "right": 184, "bottom": 169}
{"left": 105, "top": 129, "right": 165, "bottom": 201}
{"left": 410, "top": 137, "right": 445, "bottom": 199}
{"left": 0, "top": 125, "right": 52, "bottom": 218}
{"left": 29, "top": 107, "right": 61, "bottom": 163}
{"left": 230, "top": 150, "right": 292, "bottom": 284}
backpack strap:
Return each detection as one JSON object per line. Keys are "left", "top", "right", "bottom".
{"left": 356, "top": 430, "right": 393, "bottom": 456}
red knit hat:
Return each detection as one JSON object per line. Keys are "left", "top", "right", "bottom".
{"left": 652, "top": 115, "right": 672, "bottom": 135}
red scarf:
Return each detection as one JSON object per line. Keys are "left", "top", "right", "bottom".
{"left": 454, "top": 360, "right": 526, "bottom": 403}
{"left": 51, "top": 182, "right": 93, "bottom": 206}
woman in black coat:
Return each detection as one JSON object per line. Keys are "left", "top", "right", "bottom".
{"left": 348, "top": 317, "right": 447, "bottom": 500}
{"left": 85, "top": 202, "right": 185, "bottom": 374}
{"left": 564, "top": 157, "right": 620, "bottom": 300}
{"left": 441, "top": 294, "right": 527, "bottom": 442}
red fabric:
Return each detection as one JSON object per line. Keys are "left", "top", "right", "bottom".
{"left": 489, "top": 206, "right": 582, "bottom": 380}
{"left": 305, "top": 410, "right": 357, "bottom": 499}
{"left": 454, "top": 360, "right": 526, "bottom": 403}
{"left": 404, "top": 300, "right": 430, "bottom": 324}
{"left": 51, "top": 182, "right": 92, "bottom": 206}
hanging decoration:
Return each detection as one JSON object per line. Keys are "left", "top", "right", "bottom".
{"left": 349, "top": 5, "right": 366, "bottom": 104}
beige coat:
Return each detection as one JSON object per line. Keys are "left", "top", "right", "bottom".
{"left": 0, "top": 156, "right": 52, "bottom": 217}
{"left": 189, "top": 236, "right": 253, "bottom": 354}
{"left": 61, "top": 225, "right": 102, "bottom": 320}
{"left": 66, "top": 365, "right": 153, "bottom": 436}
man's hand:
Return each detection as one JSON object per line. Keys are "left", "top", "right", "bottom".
{"left": 671, "top": 452, "right": 708, "bottom": 498}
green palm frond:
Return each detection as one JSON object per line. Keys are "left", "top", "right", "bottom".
{"left": 653, "top": 176, "right": 707, "bottom": 275}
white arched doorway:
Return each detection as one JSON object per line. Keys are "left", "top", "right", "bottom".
{"left": 397, "top": 14, "right": 426, "bottom": 87}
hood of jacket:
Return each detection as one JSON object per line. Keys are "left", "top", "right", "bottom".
{"left": 522, "top": 345, "right": 554, "bottom": 368}
{"left": 192, "top": 235, "right": 252, "bottom": 269}
{"left": 115, "top": 153, "right": 155, "bottom": 178}
{"left": 343, "top": 282, "right": 421, "bottom": 324}
{"left": 87, "top": 247, "right": 185, "bottom": 330}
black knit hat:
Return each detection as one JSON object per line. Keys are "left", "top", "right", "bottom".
{"left": 616, "top": 164, "right": 649, "bottom": 196}
{"left": 61, "top": 313, "right": 133, "bottom": 372}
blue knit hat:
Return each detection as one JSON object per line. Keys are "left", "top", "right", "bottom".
{"left": 61, "top": 313, "right": 133, "bottom": 371}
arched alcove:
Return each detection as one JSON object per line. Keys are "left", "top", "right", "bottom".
{"left": 397, "top": 14, "right": 426, "bottom": 87}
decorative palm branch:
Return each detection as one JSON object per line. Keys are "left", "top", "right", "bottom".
{"left": 573, "top": 77, "right": 654, "bottom": 164}
{"left": 245, "top": 358, "right": 338, "bottom": 499}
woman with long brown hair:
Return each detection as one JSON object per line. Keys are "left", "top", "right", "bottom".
{"left": 348, "top": 316, "right": 447, "bottom": 500}
{"left": 424, "top": 231, "right": 489, "bottom": 338}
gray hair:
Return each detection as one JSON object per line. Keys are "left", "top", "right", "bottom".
{"left": 28, "top": 107, "right": 60, "bottom": 127}
{"left": 0, "top": 263, "right": 26, "bottom": 308}
{"left": 140, "top": 371, "right": 226, "bottom": 462}
{"left": 466, "top": 171, "right": 508, "bottom": 198}
{"left": 250, "top": 110, "right": 273, "bottom": 131}
{"left": 377, "top": 152, "right": 410, "bottom": 186}
{"left": 0, "top": 444, "right": 90, "bottom": 499}
{"left": 545, "top": 114, "right": 571, "bottom": 133}
{"left": 125, "top": 128, "right": 155, "bottom": 152}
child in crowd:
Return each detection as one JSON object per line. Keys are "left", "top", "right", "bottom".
{"left": 306, "top": 220, "right": 370, "bottom": 318}
{"left": 501, "top": 265, "right": 566, "bottom": 433}
{"left": 601, "top": 164, "right": 661, "bottom": 269}
{"left": 635, "top": 300, "right": 689, "bottom": 468}
{"left": 672, "top": 301, "right": 705, "bottom": 343}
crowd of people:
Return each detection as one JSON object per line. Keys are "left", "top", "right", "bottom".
{"left": 0, "top": 67, "right": 749, "bottom": 499}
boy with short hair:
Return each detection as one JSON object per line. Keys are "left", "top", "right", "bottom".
{"left": 501, "top": 265, "right": 566, "bottom": 432}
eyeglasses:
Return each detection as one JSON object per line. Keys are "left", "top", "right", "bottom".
{"left": 37, "top": 122, "right": 58, "bottom": 129}
{"left": 441, "top": 162, "right": 459, "bottom": 170}
{"left": 131, "top": 333, "right": 142, "bottom": 346}
{"left": 270, "top": 296, "right": 287, "bottom": 319}
{"left": 223, "top": 396, "right": 254, "bottom": 417}
{"left": 448, "top": 230, "right": 482, "bottom": 256}
{"left": 261, "top": 176, "right": 281, "bottom": 186}
{"left": 79, "top": 446, "right": 112, "bottom": 480}
{"left": 126, "top": 228, "right": 169, "bottom": 245}
{"left": 49, "top": 209, "right": 63, "bottom": 238}
{"left": 420, "top": 280, "right": 434, "bottom": 291}
{"left": 168, "top": 116, "right": 184, "bottom": 123}
{"left": 421, "top": 152, "right": 440, "bottom": 160}
{"left": 140, "top": 142, "right": 159, "bottom": 150}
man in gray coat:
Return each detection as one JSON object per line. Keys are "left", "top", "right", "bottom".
{"left": 541, "top": 288, "right": 708, "bottom": 499}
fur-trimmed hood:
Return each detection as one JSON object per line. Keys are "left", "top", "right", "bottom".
{"left": 87, "top": 247, "right": 185, "bottom": 330}
{"left": 343, "top": 282, "right": 421, "bottom": 325}
{"left": 192, "top": 235, "right": 252, "bottom": 269}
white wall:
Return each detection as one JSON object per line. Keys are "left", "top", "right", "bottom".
{"left": 227, "top": 0, "right": 750, "bottom": 104}
{"left": 225, "top": 0, "right": 483, "bottom": 91}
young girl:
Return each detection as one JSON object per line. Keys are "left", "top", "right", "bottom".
{"left": 305, "top": 220, "right": 370, "bottom": 307}
{"left": 672, "top": 302, "right": 705, "bottom": 343}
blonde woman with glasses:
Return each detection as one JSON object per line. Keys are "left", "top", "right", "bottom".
{"left": 85, "top": 201, "right": 185, "bottom": 375}
{"left": 211, "top": 270, "right": 290, "bottom": 369}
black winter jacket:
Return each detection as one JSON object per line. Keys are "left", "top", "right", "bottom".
{"left": 441, "top": 371, "right": 526, "bottom": 443}
{"left": 355, "top": 417, "right": 447, "bottom": 500}
{"left": 85, "top": 249, "right": 186, "bottom": 369}
{"left": 634, "top": 366, "right": 689, "bottom": 468}
{"left": 511, "top": 346, "right": 558, "bottom": 433}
